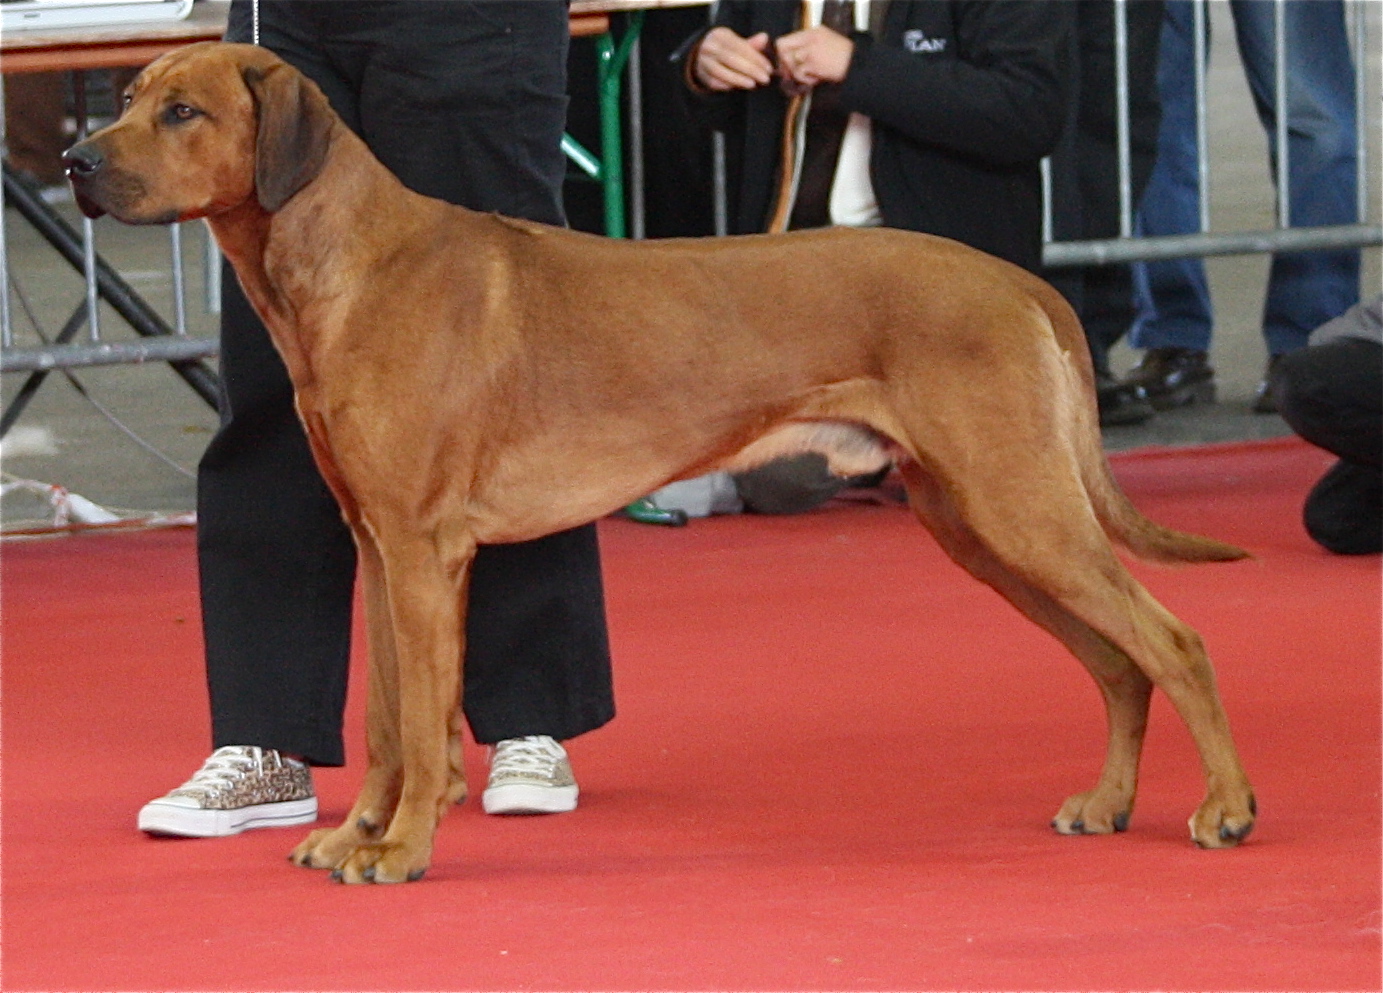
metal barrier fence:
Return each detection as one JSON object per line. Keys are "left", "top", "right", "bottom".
{"left": 2, "top": 0, "right": 1379, "bottom": 390}
{"left": 1041, "top": 0, "right": 1380, "bottom": 268}
{"left": 0, "top": 62, "right": 224, "bottom": 398}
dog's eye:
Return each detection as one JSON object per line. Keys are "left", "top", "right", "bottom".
{"left": 164, "top": 103, "right": 201, "bottom": 124}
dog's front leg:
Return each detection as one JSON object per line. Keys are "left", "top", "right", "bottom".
{"left": 291, "top": 527, "right": 414, "bottom": 871}
{"left": 332, "top": 531, "right": 472, "bottom": 884}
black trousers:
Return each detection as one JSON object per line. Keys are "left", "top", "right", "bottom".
{"left": 203, "top": 1, "right": 615, "bottom": 765}
{"left": 1045, "top": 0, "right": 1165, "bottom": 375}
{"left": 1273, "top": 337, "right": 1382, "bottom": 555}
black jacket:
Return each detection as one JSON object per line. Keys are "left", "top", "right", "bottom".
{"left": 677, "top": 0, "right": 1075, "bottom": 272}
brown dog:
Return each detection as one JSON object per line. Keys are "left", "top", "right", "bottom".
{"left": 66, "top": 42, "right": 1256, "bottom": 883}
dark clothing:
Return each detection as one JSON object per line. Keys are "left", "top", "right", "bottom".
{"left": 205, "top": 1, "right": 615, "bottom": 765}
{"left": 673, "top": 1, "right": 1073, "bottom": 516}
{"left": 1274, "top": 332, "right": 1382, "bottom": 555}
{"left": 1043, "top": 0, "right": 1165, "bottom": 375}
{"left": 1275, "top": 337, "right": 1382, "bottom": 471}
{"left": 678, "top": 0, "right": 1075, "bottom": 272}
{"left": 566, "top": 8, "right": 720, "bottom": 239}
{"left": 1298, "top": 459, "right": 1381, "bottom": 556}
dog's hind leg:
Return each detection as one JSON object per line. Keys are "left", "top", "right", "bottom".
{"left": 897, "top": 462, "right": 1152, "bottom": 835}
{"left": 895, "top": 458, "right": 1254, "bottom": 847}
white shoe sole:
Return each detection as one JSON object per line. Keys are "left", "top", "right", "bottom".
{"left": 138, "top": 797, "right": 318, "bottom": 837}
{"left": 482, "top": 783, "right": 578, "bottom": 815}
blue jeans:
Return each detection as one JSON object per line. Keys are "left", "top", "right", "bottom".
{"left": 1131, "top": 0, "right": 1360, "bottom": 357}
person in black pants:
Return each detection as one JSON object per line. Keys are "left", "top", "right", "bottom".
{"left": 1044, "top": 0, "right": 1165, "bottom": 428}
{"left": 675, "top": 0, "right": 1075, "bottom": 514}
{"left": 138, "top": 0, "right": 616, "bottom": 840}
{"left": 1271, "top": 295, "right": 1382, "bottom": 556}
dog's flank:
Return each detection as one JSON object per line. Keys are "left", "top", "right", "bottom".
{"left": 65, "top": 42, "right": 1256, "bottom": 883}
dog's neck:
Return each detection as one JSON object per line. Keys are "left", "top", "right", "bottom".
{"left": 206, "top": 125, "right": 445, "bottom": 386}
{"left": 205, "top": 194, "right": 318, "bottom": 379}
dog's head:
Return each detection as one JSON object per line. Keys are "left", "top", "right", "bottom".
{"left": 63, "top": 41, "right": 335, "bottom": 224}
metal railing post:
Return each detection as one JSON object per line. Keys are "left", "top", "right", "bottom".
{"left": 170, "top": 223, "right": 187, "bottom": 335}
{"left": 0, "top": 76, "right": 11, "bottom": 349}
{"left": 1114, "top": 0, "right": 1133, "bottom": 237}
{"left": 1354, "top": 0, "right": 1368, "bottom": 224}
{"left": 72, "top": 72, "right": 102, "bottom": 343}
{"left": 712, "top": 131, "right": 728, "bottom": 238}
{"left": 1194, "top": 0, "right": 1210, "bottom": 233}
{"left": 1273, "top": 0, "right": 1290, "bottom": 228}
{"left": 628, "top": 33, "right": 646, "bottom": 241}
{"left": 1041, "top": 156, "right": 1053, "bottom": 244}
{"left": 204, "top": 223, "right": 222, "bottom": 315}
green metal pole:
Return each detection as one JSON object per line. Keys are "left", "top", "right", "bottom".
{"left": 560, "top": 133, "right": 602, "bottom": 182}
{"left": 595, "top": 12, "right": 643, "bottom": 240}
{"left": 596, "top": 31, "right": 624, "bottom": 238}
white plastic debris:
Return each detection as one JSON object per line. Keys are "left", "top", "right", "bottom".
{"left": 1, "top": 478, "right": 121, "bottom": 526}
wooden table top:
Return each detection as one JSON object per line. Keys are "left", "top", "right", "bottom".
{"left": 2, "top": 1, "right": 711, "bottom": 73}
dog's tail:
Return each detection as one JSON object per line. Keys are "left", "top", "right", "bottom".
{"left": 1085, "top": 455, "right": 1251, "bottom": 563}
{"left": 1041, "top": 288, "right": 1251, "bottom": 566}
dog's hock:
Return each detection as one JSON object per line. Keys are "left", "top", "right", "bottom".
{"left": 243, "top": 63, "right": 334, "bottom": 212}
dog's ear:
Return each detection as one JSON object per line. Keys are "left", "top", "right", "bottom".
{"left": 242, "top": 62, "right": 333, "bottom": 212}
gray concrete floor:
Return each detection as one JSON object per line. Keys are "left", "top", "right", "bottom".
{"left": 2, "top": 1, "right": 1380, "bottom": 525}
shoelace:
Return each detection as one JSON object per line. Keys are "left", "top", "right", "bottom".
{"left": 175, "top": 745, "right": 272, "bottom": 794}
{"left": 489, "top": 736, "right": 564, "bottom": 777}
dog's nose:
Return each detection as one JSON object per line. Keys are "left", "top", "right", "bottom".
{"left": 62, "top": 142, "right": 105, "bottom": 178}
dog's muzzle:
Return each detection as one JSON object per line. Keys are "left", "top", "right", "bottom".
{"left": 62, "top": 141, "right": 109, "bottom": 219}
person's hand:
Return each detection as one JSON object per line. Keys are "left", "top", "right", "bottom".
{"left": 694, "top": 28, "right": 774, "bottom": 92}
{"left": 775, "top": 26, "right": 855, "bottom": 88}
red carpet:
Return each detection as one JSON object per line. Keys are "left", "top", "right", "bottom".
{"left": 2, "top": 438, "right": 1379, "bottom": 991}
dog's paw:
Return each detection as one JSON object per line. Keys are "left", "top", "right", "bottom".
{"left": 1188, "top": 791, "right": 1256, "bottom": 849}
{"left": 1051, "top": 790, "right": 1132, "bottom": 836}
{"left": 331, "top": 842, "right": 430, "bottom": 884}
{"left": 289, "top": 822, "right": 379, "bottom": 870}
{"left": 289, "top": 828, "right": 342, "bottom": 869}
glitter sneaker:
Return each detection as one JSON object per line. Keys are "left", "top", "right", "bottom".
{"left": 482, "top": 735, "right": 579, "bottom": 815}
{"left": 138, "top": 746, "right": 318, "bottom": 837}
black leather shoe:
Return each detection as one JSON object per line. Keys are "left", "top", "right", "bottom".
{"left": 1097, "top": 372, "right": 1155, "bottom": 427}
{"left": 1123, "top": 347, "right": 1216, "bottom": 410}
{"left": 1252, "top": 355, "right": 1283, "bottom": 414}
